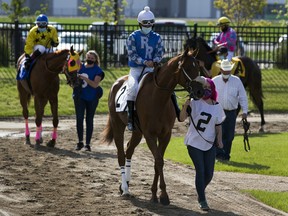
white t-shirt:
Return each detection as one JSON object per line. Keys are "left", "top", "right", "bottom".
{"left": 184, "top": 99, "right": 226, "bottom": 151}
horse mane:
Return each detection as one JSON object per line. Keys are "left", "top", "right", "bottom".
{"left": 196, "top": 36, "right": 213, "bottom": 51}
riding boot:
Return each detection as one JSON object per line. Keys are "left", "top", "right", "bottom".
{"left": 171, "top": 92, "right": 181, "bottom": 122}
{"left": 30, "top": 49, "right": 42, "bottom": 61}
{"left": 127, "top": 100, "right": 135, "bottom": 131}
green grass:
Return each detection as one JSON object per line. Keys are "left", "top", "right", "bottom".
{"left": 0, "top": 67, "right": 129, "bottom": 117}
{"left": 164, "top": 133, "right": 288, "bottom": 213}
{"left": 243, "top": 190, "right": 288, "bottom": 213}
{"left": 165, "top": 133, "right": 288, "bottom": 176}
{"left": 1, "top": 67, "right": 288, "bottom": 117}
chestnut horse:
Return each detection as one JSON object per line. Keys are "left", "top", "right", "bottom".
{"left": 16, "top": 46, "right": 81, "bottom": 148}
{"left": 185, "top": 37, "right": 265, "bottom": 132}
{"left": 102, "top": 49, "right": 203, "bottom": 205}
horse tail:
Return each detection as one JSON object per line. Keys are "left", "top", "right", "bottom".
{"left": 100, "top": 115, "right": 114, "bottom": 145}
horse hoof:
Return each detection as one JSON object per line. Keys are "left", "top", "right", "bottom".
{"left": 160, "top": 196, "right": 170, "bottom": 205}
{"left": 150, "top": 197, "right": 158, "bottom": 203}
{"left": 258, "top": 127, "right": 265, "bottom": 133}
{"left": 34, "top": 143, "right": 40, "bottom": 149}
{"left": 25, "top": 140, "right": 31, "bottom": 145}
{"left": 47, "top": 139, "right": 56, "bottom": 148}
{"left": 25, "top": 135, "right": 31, "bottom": 145}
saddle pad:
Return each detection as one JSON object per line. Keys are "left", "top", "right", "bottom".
{"left": 16, "top": 64, "right": 29, "bottom": 80}
{"left": 115, "top": 73, "right": 149, "bottom": 112}
{"left": 16, "top": 60, "right": 36, "bottom": 80}
{"left": 210, "top": 58, "right": 245, "bottom": 78}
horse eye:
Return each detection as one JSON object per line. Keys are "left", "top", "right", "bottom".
{"left": 70, "top": 60, "right": 76, "bottom": 67}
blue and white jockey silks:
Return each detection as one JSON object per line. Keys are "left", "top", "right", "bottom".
{"left": 126, "top": 29, "right": 164, "bottom": 101}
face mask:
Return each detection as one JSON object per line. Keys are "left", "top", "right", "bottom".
{"left": 141, "top": 27, "right": 152, "bottom": 35}
{"left": 202, "top": 89, "right": 212, "bottom": 100}
{"left": 221, "top": 26, "right": 228, "bottom": 32}
{"left": 38, "top": 27, "right": 47, "bottom": 32}
{"left": 222, "top": 74, "right": 230, "bottom": 79}
{"left": 86, "top": 60, "right": 94, "bottom": 65}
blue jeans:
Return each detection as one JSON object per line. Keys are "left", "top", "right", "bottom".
{"left": 217, "top": 109, "right": 237, "bottom": 160}
{"left": 73, "top": 97, "right": 99, "bottom": 145}
{"left": 187, "top": 145, "right": 216, "bottom": 202}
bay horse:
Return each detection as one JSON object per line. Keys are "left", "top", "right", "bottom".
{"left": 16, "top": 46, "right": 82, "bottom": 148}
{"left": 185, "top": 37, "right": 265, "bottom": 132}
{"left": 102, "top": 49, "right": 203, "bottom": 205}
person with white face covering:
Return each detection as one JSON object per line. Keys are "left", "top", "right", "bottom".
{"left": 126, "top": 6, "right": 164, "bottom": 131}
{"left": 212, "top": 59, "right": 248, "bottom": 161}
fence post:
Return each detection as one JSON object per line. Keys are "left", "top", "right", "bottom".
{"left": 14, "top": 19, "right": 21, "bottom": 67}
{"left": 193, "top": 23, "right": 198, "bottom": 38}
{"left": 103, "top": 22, "right": 108, "bottom": 69}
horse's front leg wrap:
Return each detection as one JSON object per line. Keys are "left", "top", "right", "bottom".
{"left": 125, "top": 159, "right": 131, "bottom": 182}
{"left": 120, "top": 166, "right": 129, "bottom": 195}
{"left": 35, "top": 126, "right": 42, "bottom": 141}
{"left": 52, "top": 127, "right": 57, "bottom": 140}
{"left": 25, "top": 119, "right": 30, "bottom": 136}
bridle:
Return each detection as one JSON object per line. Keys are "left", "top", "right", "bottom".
{"left": 62, "top": 52, "right": 82, "bottom": 88}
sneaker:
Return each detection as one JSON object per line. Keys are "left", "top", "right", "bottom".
{"left": 199, "top": 200, "right": 210, "bottom": 211}
{"left": 75, "top": 142, "right": 84, "bottom": 151}
{"left": 84, "top": 144, "right": 91, "bottom": 152}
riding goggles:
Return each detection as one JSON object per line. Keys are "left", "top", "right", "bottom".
{"left": 36, "top": 21, "right": 48, "bottom": 28}
{"left": 141, "top": 19, "right": 155, "bottom": 26}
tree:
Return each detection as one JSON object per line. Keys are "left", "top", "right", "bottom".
{"left": 79, "top": 0, "right": 127, "bottom": 24}
{"left": 214, "top": 0, "right": 267, "bottom": 26}
{"left": 1, "top": 0, "right": 30, "bottom": 21}
{"left": 272, "top": 0, "right": 288, "bottom": 26}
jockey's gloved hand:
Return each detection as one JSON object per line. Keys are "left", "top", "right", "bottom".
{"left": 51, "top": 40, "right": 59, "bottom": 47}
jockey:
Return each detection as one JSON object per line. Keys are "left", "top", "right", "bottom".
{"left": 24, "top": 14, "right": 59, "bottom": 70}
{"left": 213, "top": 16, "right": 237, "bottom": 61}
{"left": 126, "top": 6, "right": 164, "bottom": 131}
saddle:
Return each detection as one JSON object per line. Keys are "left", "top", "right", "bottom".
{"left": 16, "top": 58, "right": 38, "bottom": 94}
{"left": 211, "top": 57, "right": 246, "bottom": 78}
{"left": 115, "top": 73, "right": 149, "bottom": 112}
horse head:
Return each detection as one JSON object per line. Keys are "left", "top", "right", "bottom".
{"left": 63, "top": 46, "right": 83, "bottom": 88}
{"left": 176, "top": 48, "right": 205, "bottom": 99}
{"left": 184, "top": 37, "right": 217, "bottom": 70}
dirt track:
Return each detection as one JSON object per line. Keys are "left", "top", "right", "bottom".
{"left": 0, "top": 113, "right": 288, "bottom": 216}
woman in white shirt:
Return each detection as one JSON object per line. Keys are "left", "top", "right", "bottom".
{"left": 179, "top": 78, "right": 226, "bottom": 211}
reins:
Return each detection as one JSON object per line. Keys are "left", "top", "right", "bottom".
{"left": 44, "top": 51, "right": 69, "bottom": 74}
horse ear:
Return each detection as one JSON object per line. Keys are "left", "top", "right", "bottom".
{"left": 79, "top": 49, "right": 84, "bottom": 56}
{"left": 70, "top": 46, "right": 75, "bottom": 55}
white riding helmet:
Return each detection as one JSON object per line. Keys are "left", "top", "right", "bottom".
{"left": 137, "top": 6, "right": 155, "bottom": 27}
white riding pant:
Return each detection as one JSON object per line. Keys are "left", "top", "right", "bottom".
{"left": 33, "top": 45, "right": 53, "bottom": 55}
{"left": 127, "top": 66, "right": 154, "bottom": 101}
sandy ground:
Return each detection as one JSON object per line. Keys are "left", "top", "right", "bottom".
{"left": 0, "top": 113, "right": 288, "bottom": 216}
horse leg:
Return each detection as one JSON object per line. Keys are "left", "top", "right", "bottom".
{"left": 17, "top": 82, "right": 31, "bottom": 145}
{"left": 110, "top": 115, "right": 129, "bottom": 195}
{"left": 34, "top": 97, "right": 47, "bottom": 148}
{"left": 157, "top": 133, "right": 171, "bottom": 205}
{"left": 145, "top": 135, "right": 170, "bottom": 205}
{"left": 47, "top": 96, "right": 59, "bottom": 148}
{"left": 123, "top": 130, "right": 143, "bottom": 192}
{"left": 248, "top": 86, "right": 265, "bottom": 132}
